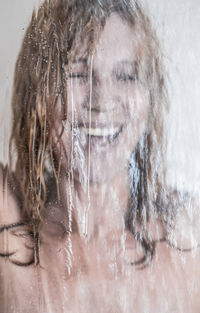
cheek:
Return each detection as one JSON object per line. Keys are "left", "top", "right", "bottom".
{"left": 123, "top": 87, "right": 149, "bottom": 151}
{"left": 66, "top": 81, "right": 89, "bottom": 120}
{"left": 127, "top": 84, "right": 149, "bottom": 127}
{"left": 128, "top": 84, "right": 149, "bottom": 117}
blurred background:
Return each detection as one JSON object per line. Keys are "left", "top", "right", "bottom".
{"left": 0, "top": 0, "right": 199, "bottom": 195}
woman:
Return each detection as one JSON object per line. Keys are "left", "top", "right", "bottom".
{"left": 0, "top": 0, "right": 200, "bottom": 312}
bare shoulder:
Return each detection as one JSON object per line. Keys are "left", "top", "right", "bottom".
{"left": 0, "top": 162, "right": 22, "bottom": 224}
{"left": 166, "top": 188, "right": 200, "bottom": 251}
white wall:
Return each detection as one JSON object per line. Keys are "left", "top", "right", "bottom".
{"left": 0, "top": 0, "right": 40, "bottom": 162}
{"left": 0, "top": 0, "right": 199, "bottom": 194}
{"left": 143, "top": 0, "right": 200, "bottom": 194}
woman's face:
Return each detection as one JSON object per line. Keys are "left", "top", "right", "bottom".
{"left": 56, "top": 14, "right": 150, "bottom": 186}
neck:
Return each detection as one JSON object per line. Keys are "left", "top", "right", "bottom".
{"left": 60, "top": 169, "right": 130, "bottom": 242}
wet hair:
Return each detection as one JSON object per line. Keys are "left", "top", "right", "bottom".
{"left": 5, "top": 0, "right": 183, "bottom": 267}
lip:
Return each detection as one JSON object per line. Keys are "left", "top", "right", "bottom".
{"left": 77, "top": 121, "right": 123, "bottom": 129}
{"left": 83, "top": 124, "right": 124, "bottom": 149}
{"left": 69, "top": 121, "right": 125, "bottom": 151}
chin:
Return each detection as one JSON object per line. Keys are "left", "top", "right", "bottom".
{"left": 89, "top": 171, "right": 111, "bottom": 186}
{"left": 73, "top": 161, "right": 120, "bottom": 188}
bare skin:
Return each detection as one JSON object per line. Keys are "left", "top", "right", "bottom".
{"left": 1, "top": 164, "right": 200, "bottom": 313}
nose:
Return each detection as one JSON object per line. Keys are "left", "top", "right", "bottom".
{"left": 82, "top": 73, "right": 116, "bottom": 113}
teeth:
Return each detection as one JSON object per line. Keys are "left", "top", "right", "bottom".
{"left": 81, "top": 127, "right": 120, "bottom": 137}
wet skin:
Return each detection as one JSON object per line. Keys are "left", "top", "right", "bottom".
{"left": 1, "top": 187, "right": 200, "bottom": 313}
{"left": 55, "top": 13, "right": 149, "bottom": 186}
{"left": 53, "top": 13, "right": 150, "bottom": 240}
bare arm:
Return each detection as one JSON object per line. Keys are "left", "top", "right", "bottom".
{"left": 0, "top": 163, "right": 34, "bottom": 265}
{"left": 0, "top": 163, "right": 21, "bottom": 224}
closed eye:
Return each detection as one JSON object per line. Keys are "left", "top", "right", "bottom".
{"left": 68, "top": 73, "right": 88, "bottom": 80}
{"left": 116, "top": 73, "right": 137, "bottom": 82}
{"left": 10, "top": 228, "right": 34, "bottom": 239}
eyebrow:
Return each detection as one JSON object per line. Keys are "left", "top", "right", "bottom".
{"left": 71, "top": 57, "right": 88, "bottom": 64}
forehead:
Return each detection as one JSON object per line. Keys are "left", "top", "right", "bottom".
{"left": 71, "top": 13, "right": 142, "bottom": 67}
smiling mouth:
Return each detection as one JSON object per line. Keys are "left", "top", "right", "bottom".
{"left": 80, "top": 124, "right": 123, "bottom": 146}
